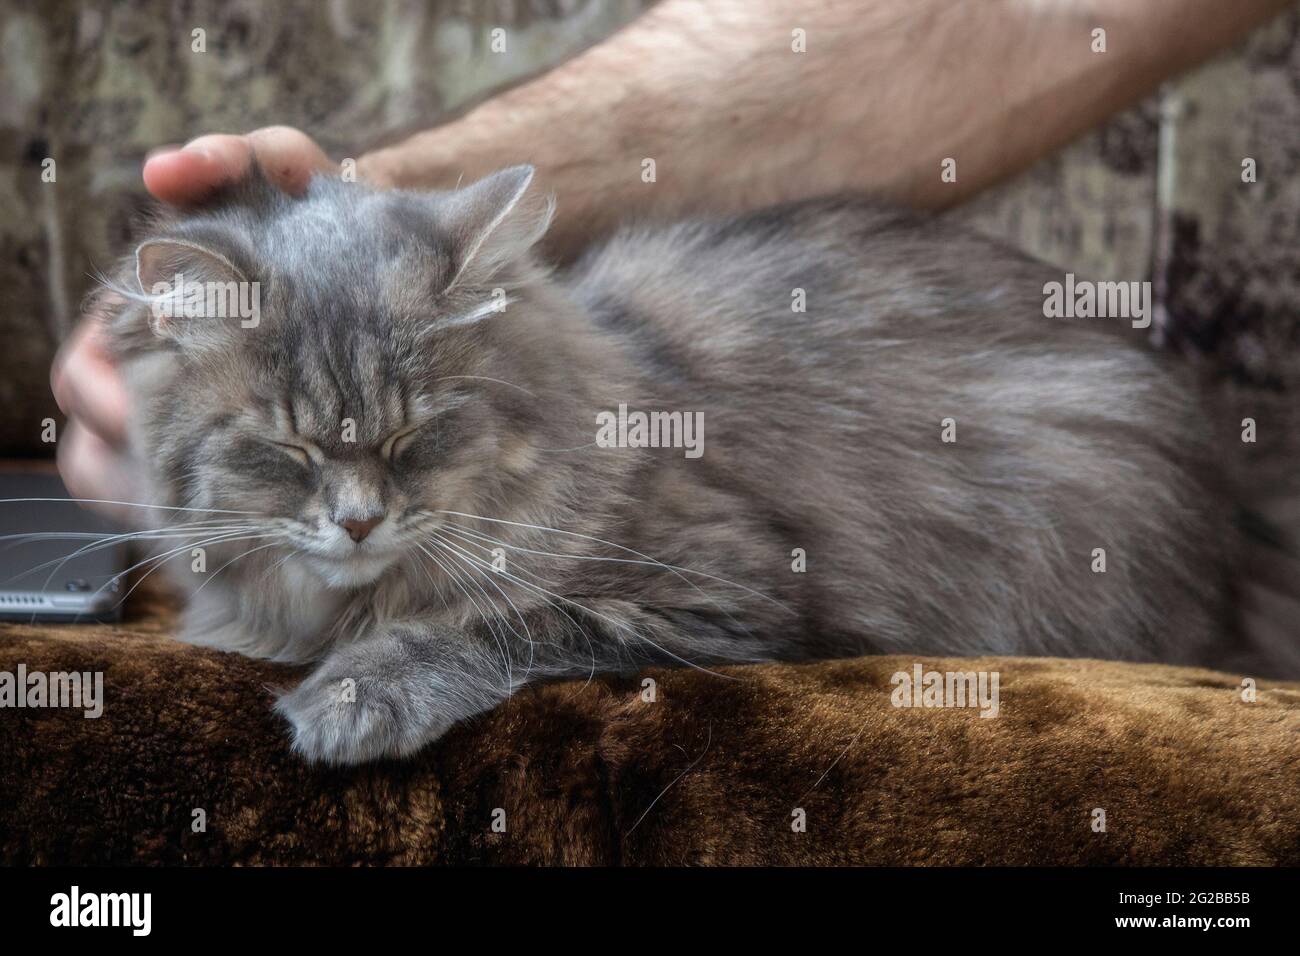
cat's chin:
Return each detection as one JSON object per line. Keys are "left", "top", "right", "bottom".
{"left": 301, "top": 553, "right": 397, "bottom": 590}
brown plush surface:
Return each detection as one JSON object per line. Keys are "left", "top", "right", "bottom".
{"left": 1, "top": 586, "right": 1298, "bottom": 866}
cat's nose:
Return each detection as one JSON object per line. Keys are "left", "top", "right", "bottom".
{"left": 338, "top": 515, "right": 382, "bottom": 543}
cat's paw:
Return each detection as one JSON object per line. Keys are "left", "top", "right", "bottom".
{"left": 273, "top": 666, "right": 446, "bottom": 765}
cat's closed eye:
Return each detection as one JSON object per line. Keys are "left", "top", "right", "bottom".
{"left": 268, "top": 439, "right": 319, "bottom": 468}
{"left": 382, "top": 424, "right": 422, "bottom": 462}
{"left": 262, "top": 427, "right": 420, "bottom": 467}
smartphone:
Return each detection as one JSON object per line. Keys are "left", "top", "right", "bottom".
{"left": 0, "top": 471, "right": 128, "bottom": 623}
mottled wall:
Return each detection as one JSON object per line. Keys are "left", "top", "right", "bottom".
{"left": 956, "top": 7, "right": 1300, "bottom": 386}
{"left": 0, "top": 1, "right": 1296, "bottom": 454}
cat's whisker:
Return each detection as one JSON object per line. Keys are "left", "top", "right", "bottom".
{"left": 429, "top": 510, "right": 792, "bottom": 616}
{"left": 426, "top": 534, "right": 540, "bottom": 681}
{"left": 408, "top": 521, "right": 598, "bottom": 678}
{"left": 434, "top": 518, "right": 758, "bottom": 643}
{"left": 419, "top": 517, "right": 682, "bottom": 680}
{"left": 438, "top": 375, "right": 537, "bottom": 396}
{"left": 431, "top": 525, "right": 562, "bottom": 588}
{"left": 428, "top": 522, "right": 605, "bottom": 671}
{"left": 412, "top": 543, "right": 515, "bottom": 692}
{"left": 0, "top": 517, "right": 266, "bottom": 555}
{"left": 102, "top": 532, "right": 285, "bottom": 614}
{"left": 186, "top": 539, "right": 290, "bottom": 603}
{"left": 431, "top": 542, "right": 537, "bottom": 687}
{"left": 422, "top": 543, "right": 521, "bottom": 687}
{"left": 0, "top": 497, "right": 266, "bottom": 516}
{"left": 5, "top": 524, "right": 264, "bottom": 590}
{"left": 14, "top": 528, "right": 266, "bottom": 626}
{"left": 265, "top": 548, "right": 299, "bottom": 578}
{"left": 0, "top": 521, "right": 258, "bottom": 549}
{"left": 422, "top": 529, "right": 736, "bottom": 682}
{"left": 0, "top": 509, "right": 271, "bottom": 591}
{"left": 108, "top": 531, "right": 273, "bottom": 587}
{"left": 97, "top": 530, "right": 277, "bottom": 595}
{"left": 427, "top": 532, "right": 595, "bottom": 685}
{"left": 403, "top": 550, "right": 454, "bottom": 617}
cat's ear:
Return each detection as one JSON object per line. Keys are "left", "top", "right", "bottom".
{"left": 437, "top": 165, "right": 552, "bottom": 293}
{"left": 133, "top": 238, "right": 252, "bottom": 347}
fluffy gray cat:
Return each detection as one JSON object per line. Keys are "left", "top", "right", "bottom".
{"left": 97, "top": 165, "right": 1295, "bottom": 764}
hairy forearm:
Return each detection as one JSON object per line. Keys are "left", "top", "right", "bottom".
{"left": 358, "top": 0, "right": 1289, "bottom": 253}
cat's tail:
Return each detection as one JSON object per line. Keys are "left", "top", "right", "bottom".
{"left": 1206, "top": 364, "right": 1300, "bottom": 677}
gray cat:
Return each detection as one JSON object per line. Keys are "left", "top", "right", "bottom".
{"left": 96, "top": 165, "right": 1295, "bottom": 764}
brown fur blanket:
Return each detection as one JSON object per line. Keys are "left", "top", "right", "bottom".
{"left": 2, "top": 589, "right": 1297, "bottom": 865}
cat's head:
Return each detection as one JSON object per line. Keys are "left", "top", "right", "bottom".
{"left": 102, "top": 165, "right": 570, "bottom": 589}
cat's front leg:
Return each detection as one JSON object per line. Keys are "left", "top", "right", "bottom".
{"left": 274, "top": 621, "right": 515, "bottom": 765}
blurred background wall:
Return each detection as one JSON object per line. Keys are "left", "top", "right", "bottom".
{"left": 1, "top": 0, "right": 1297, "bottom": 454}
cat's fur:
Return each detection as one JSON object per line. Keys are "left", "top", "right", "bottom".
{"left": 100, "top": 165, "right": 1292, "bottom": 764}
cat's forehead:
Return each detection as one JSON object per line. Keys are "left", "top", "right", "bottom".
{"left": 252, "top": 325, "right": 425, "bottom": 440}
{"left": 261, "top": 184, "right": 446, "bottom": 265}
{"left": 247, "top": 193, "right": 451, "bottom": 332}
{"left": 196, "top": 180, "right": 470, "bottom": 442}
